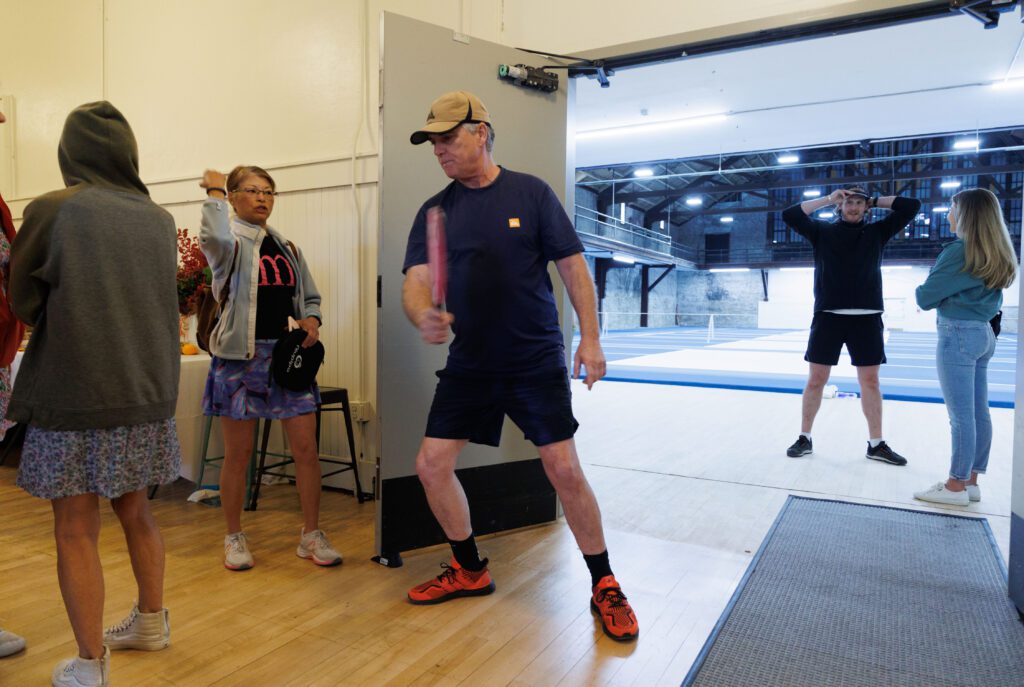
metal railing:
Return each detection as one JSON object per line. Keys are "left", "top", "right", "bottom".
{"left": 574, "top": 207, "right": 700, "bottom": 263}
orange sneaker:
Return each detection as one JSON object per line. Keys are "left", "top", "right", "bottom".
{"left": 407, "top": 558, "right": 496, "bottom": 605}
{"left": 590, "top": 576, "right": 639, "bottom": 641}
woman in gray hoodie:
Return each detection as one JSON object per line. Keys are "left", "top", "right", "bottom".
{"left": 9, "top": 101, "right": 180, "bottom": 687}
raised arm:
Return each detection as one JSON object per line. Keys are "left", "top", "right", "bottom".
{"left": 197, "top": 169, "right": 239, "bottom": 298}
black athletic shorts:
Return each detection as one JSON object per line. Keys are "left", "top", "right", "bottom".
{"left": 805, "top": 312, "right": 886, "bottom": 367}
{"left": 425, "top": 367, "right": 579, "bottom": 447}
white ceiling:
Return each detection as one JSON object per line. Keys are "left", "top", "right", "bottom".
{"left": 574, "top": 12, "right": 1024, "bottom": 168}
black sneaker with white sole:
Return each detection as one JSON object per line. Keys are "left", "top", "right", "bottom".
{"left": 786, "top": 435, "right": 812, "bottom": 457}
{"left": 865, "top": 441, "right": 907, "bottom": 466}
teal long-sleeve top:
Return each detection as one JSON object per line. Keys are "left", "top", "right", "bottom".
{"left": 915, "top": 239, "right": 1002, "bottom": 321}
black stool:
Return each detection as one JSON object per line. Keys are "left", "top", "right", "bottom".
{"left": 248, "top": 386, "right": 366, "bottom": 510}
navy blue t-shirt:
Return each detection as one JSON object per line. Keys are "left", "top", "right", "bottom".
{"left": 402, "top": 168, "right": 583, "bottom": 375}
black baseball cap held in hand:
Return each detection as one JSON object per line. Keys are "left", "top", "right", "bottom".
{"left": 272, "top": 329, "right": 325, "bottom": 391}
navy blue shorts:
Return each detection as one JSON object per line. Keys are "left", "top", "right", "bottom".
{"left": 805, "top": 312, "right": 886, "bottom": 367}
{"left": 425, "top": 367, "right": 579, "bottom": 447}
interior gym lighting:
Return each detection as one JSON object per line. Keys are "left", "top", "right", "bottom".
{"left": 818, "top": 211, "right": 835, "bottom": 219}
{"left": 633, "top": 168, "right": 654, "bottom": 177}
{"left": 803, "top": 190, "right": 822, "bottom": 198}
{"left": 612, "top": 254, "right": 636, "bottom": 264}
{"left": 940, "top": 180, "right": 962, "bottom": 189}
{"left": 719, "top": 216, "right": 734, "bottom": 223}
{"left": 992, "top": 77, "right": 1024, "bottom": 90}
{"left": 952, "top": 139, "right": 980, "bottom": 150}
{"left": 777, "top": 154, "right": 800, "bottom": 164}
{"left": 576, "top": 113, "right": 728, "bottom": 140}
{"left": 685, "top": 196, "right": 703, "bottom": 206}
{"left": 933, "top": 206, "right": 950, "bottom": 213}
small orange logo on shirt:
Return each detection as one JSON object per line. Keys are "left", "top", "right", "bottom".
{"left": 508, "top": 217, "right": 521, "bottom": 229}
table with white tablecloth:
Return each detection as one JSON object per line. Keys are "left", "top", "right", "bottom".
{"left": 10, "top": 351, "right": 219, "bottom": 482}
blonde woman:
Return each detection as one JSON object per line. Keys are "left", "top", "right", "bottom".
{"left": 914, "top": 188, "right": 1017, "bottom": 506}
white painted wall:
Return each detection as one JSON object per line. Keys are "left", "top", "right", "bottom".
{"left": 503, "top": 0, "right": 927, "bottom": 56}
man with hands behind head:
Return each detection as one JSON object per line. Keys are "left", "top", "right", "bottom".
{"left": 400, "top": 90, "right": 637, "bottom": 642}
{"left": 782, "top": 186, "right": 921, "bottom": 466}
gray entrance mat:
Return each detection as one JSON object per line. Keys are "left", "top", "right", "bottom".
{"left": 683, "top": 496, "right": 1024, "bottom": 687}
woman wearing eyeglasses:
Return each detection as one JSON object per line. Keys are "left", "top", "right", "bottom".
{"left": 199, "top": 166, "right": 341, "bottom": 570}
{"left": 914, "top": 188, "right": 1017, "bottom": 506}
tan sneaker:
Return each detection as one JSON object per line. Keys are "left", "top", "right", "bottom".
{"left": 104, "top": 604, "right": 170, "bottom": 651}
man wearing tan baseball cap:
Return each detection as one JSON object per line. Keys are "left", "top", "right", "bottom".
{"left": 400, "top": 91, "right": 639, "bottom": 642}
{"left": 409, "top": 91, "right": 491, "bottom": 145}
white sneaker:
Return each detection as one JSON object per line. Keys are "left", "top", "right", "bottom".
{"left": 0, "top": 628, "right": 26, "bottom": 657}
{"left": 914, "top": 482, "right": 970, "bottom": 506}
{"left": 224, "top": 532, "right": 254, "bottom": 571}
{"left": 966, "top": 484, "right": 981, "bottom": 502}
{"left": 297, "top": 528, "right": 342, "bottom": 567}
{"left": 104, "top": 604, "right": 170, "bottom": 651}
{"left": 52, "top": 646, "right": 109, "bottom": 686}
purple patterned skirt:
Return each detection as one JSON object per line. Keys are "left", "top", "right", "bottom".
{"left": 17, "top": 419, "right": 181, "bottom": 500}
{"left": 203, "top": 340, "right": 320, "bottom": 420}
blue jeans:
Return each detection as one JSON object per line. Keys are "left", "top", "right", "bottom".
{"left": 935, "top": 315, "right": 996, "bottom": 481}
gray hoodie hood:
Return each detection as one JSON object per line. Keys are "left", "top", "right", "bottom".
{"left": 58, "top": 100, "right": 149, "bottom": 195}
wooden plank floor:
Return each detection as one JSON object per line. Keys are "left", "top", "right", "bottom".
{"left": 0, "top": 381, "right": 1015, "bottom": 686}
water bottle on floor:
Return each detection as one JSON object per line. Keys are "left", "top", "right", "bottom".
{"left": 822, "top": 384, "right": 838, "bottom": 399}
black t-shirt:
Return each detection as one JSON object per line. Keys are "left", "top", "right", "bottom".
{"left": 255, "top": 236, "right": 297, "bottom": 340}
{"left": 781, "top": 196, "right": 922, "bottom": 312}
{"left": 402, "top": 168, "right": 584, "bottom": 375}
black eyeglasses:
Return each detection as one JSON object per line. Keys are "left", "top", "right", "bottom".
{"left": 234, "top": 187, "right": 277, "bottom": 198}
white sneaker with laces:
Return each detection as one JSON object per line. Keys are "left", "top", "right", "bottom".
{"left": 224, "top": 532, "right": 254, "bottom": 571}
{"left": 104, "top": 604, "right": 170, "bottom": 651}
{"left": 52, "top": 646, "right": 109, "bottom": 687}
{"left": 966, "top": 484, "right": 981, "bottom": 502}
{"left": 0, "top": 628, "right": 26, "bottom": 657}
{"left": 297, "top": 528, "right": 342, "bottom": 566}
{"left": 914, "top": 482, "right": 969, "bottom": 506}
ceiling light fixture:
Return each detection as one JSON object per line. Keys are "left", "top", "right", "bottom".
{"left": 633, "top": 168, "right": 654, "bottom": 178}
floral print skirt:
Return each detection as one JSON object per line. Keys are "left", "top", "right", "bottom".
{"left": 0, "top": 366, "right": 14, "bottom": 441}
{"left": 17, "top": 419, "right": 181, "bottom": 500}
{"left": 202, "top": 340, "right": 319, "bottom": 420}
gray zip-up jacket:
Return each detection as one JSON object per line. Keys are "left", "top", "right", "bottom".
{"left": 199, "top": 198, "right": 322, "bottom": 360}
{"left": 8, "top": 101, "right": 179, "bottom": 430}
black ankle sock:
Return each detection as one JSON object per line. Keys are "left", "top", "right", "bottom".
{"left": 449, "top": 534, "right": 485, "bottom": 572}
{"left": 583, "top": 550, "right": 613, "bottom": 588}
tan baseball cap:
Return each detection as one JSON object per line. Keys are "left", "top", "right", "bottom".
{"left": 410, "top": 91, "right": 491, "bottom": 145}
